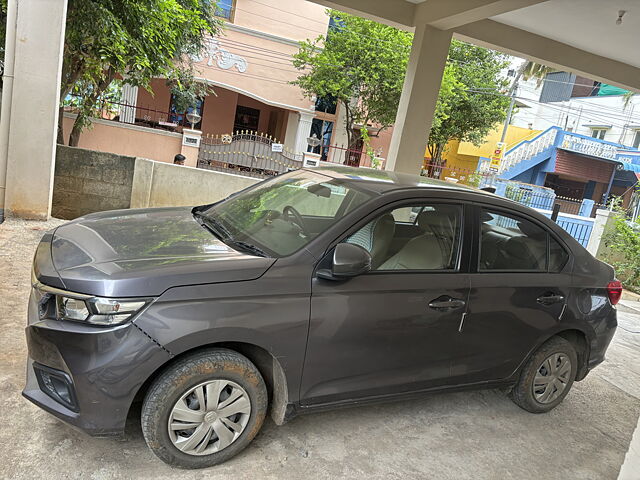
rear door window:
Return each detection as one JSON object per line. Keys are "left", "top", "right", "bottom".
{"left": 479, "top": 209, "right": 567, "bottom": 272}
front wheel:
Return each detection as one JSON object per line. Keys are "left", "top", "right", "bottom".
{"left": 510, "top": 337, "right": 577, "bottom": 413}
{"left": 141, "top": 349, "right": 268, "bottom": 468}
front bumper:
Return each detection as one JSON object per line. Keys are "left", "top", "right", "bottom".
{"left": 23, "top": 289, "right": 171, "bottom": 436}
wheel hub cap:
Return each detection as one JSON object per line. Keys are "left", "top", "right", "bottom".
{"left": 532, "top": 353, "right": 572, "bottom": 404}
{"left": 167, "top": 379, "right": 251, "bottom": 456}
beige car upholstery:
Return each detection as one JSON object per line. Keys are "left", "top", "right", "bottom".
{"left": 380, "top": 207, "right": 458, "bottom": 270}
{"left": 346, "top": 213, "right": 396, "bottom": 269}
{"left": 496, "top": 221, "right": 547, "bottom": 270}
{"left": 481, "top": 215, "right": 547, "bottom": 270}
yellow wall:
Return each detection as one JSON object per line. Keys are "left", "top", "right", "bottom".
{"left": 457, "top": 124, "right": 541, "bottom": 158}
{"left": 425, "top": 125, "right": 541, "bottom": 174}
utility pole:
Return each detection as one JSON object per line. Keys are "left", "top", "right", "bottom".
{"left": 500, "top": 68, "right": 524, "bottom": 143}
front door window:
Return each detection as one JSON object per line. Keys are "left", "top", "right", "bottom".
{"left": 345, "top": 204, "right": 462, "bottom": 270}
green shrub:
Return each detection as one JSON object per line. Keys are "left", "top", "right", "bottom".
{"left": 603, "top": 198, "right": 640, "bottom": 292}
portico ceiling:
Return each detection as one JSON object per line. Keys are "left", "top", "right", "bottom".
{"left": 491, "top": 0, "right": 640, "bottom": 69}
{"left": 309, "top": 0, "right": 640, "bottom": 92}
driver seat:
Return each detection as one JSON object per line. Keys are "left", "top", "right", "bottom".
{"left": 346, "top": 214, "right": 395, "bottom": 269}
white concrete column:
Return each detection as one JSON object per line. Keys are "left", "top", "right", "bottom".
{"left": 586, "top": 208, "right": 615, "bottom": 258}
{"left": 0, "top": 0, "right": 18, "bottom": 222}
{"left": 386, "top": 24, "right": 453, "bottom": 174}
{"left": 283, "top": 111, "right": 299, "bottom": 152}
{"left": 119, "top": 83, "right": 139, "bottom": 124}
{"left": 181, "top": 129, "right": 202, "bottom": 168}
{"left": 4, "top": 0, "right": 68, "bottom": 219}
{"left": 294, "top": 112, "right": 315, "bottom": 154}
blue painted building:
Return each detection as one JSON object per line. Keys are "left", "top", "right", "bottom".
{"left": 479, "top": 127, "right": 640, "bottom": 212}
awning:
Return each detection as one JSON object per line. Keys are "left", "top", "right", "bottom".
{"left": 597, "top": 83, "right": 630, "bottom": 96}
{"left": 618, "top": 160, "right": 640, "bottom": 180}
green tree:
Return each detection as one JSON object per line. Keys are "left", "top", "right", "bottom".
{"left": 427, "top": 40, "right": 510, "bottom": 163}
{"left": 293, "top": 12, "right": 510, "bottom": 163}
{"left": 603, "top": 195, "right": 640, "bottom": 292}
{"left": 60, "top": 0, "right": 222, "bottom": 146}
{"left": 292, "top": 10, "right": 412, "bottom": 150}
{"left": 520, "top": 61, "right": 556, "bottom": 86}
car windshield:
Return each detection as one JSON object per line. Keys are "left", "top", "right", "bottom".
{"left": 196, "top": 170, "right": 373, "bottom": 257}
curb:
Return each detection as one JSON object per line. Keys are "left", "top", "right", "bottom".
{"left": 622, "top": 289, "right": 640, "bottom": 303}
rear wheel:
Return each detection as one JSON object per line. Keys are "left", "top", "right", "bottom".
{"left": 510, "top": 337, "right": 577, "bottom": 413}
{"left": 141, "top": 349, "right": 268, "bottom": 468}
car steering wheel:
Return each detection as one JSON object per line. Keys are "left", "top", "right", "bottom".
{"left": 282, "top": 205, "right": 309, "bottom": 237}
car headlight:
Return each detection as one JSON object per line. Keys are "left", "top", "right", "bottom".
{"left": 56, "top": 295, "right": 149, "bottom": 326}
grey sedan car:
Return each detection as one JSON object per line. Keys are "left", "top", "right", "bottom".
{"left": 24, "top": 166, "right": 618, "bottom": 468}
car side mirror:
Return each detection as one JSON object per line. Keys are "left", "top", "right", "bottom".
{"left": 317, "top": 243, "right": 372, "bottom": 280}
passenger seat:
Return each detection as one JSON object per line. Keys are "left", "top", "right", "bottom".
{"left": 379, "top": 208, "right": 456, "bottom": 270}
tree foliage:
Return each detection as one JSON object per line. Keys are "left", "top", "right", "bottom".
{"left": 520, "top": 61, "right": 555, "bottom": 86}
{"left": 427, "top": 40, "right": 510, "bottom": 163}
{"left": 603, "top": 195, "right": 640, "bottom": 292}
{"left": 292, "top": 10, "right": 412, "bottom": 149}
{"left": 293, "top": 12, "right": 510, "bottom": 162}
{"left": 61, "top": 0, "right": 222, "bottom": 146}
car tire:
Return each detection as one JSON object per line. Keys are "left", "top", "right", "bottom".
{"left": 510, "top": 336, "right": 577, "bottom": 413}
{"left": 141, "top": 348, "right": 268, "bottom": 468}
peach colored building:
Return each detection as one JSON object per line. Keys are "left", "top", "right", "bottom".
{"left": 77, "top": 0, "right": 394, "bottom": 167}
{"left": 115, "top": 1, "right": 318, "bottom": 161}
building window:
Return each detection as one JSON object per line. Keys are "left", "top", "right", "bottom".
{"left": 234, "top": 105, "right": 260, "bottom": 133}
{"left": 215, "top": 0, "right": 235, "bottom": 21}
{"left": 314, "top": 96, "right": 337, "bottom": 115}
{"left": 633, "top": 131, "right": 640, "bottom": 149}
{"left": 590, "top": 128, "right": 607, "bottom": 140}
{"left": 308, "top": 118, "right": 334, "bottom": 160}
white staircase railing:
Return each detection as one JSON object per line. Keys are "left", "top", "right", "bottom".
{"left": 498, "top": 128, "right": 558, "bottom": 175}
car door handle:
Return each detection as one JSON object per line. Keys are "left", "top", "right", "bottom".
{"left": 428, "top": 296, "right": 466, "bottom": 310}
{"left": 536, "top": 293, "right": 565, "bottom": 305}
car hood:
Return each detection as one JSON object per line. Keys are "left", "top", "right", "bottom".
{"left": 41, "top": 207, "right": 275, "bottom": 297}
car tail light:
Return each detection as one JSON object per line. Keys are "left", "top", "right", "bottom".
{"left": 607, "top": 280, "right": 622, "bottom": 305}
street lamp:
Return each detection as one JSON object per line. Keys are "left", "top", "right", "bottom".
{"left": 186, "top": 110, "right": 201, "bottom": 130}
{"left": 306, "top": 133, "right": 321, "bottom": 149}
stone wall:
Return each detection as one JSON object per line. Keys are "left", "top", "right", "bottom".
{"left": 52, "top": 145, "right": 135, "bottom": 219}
{"left": 52, "top": 147, "right": 261, "bottom": 219}
{"left": 130, "top": 158, "right": 259, "bottom": 209}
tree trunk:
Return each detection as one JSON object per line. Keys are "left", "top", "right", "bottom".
{"left": 57, "top": 105, "right": 65, "bottom": 144}
{"left": 68, "top": 115, "right": 83, "bottom": 146}
{"left": 67, "top": 71, "right": 115, "bottom": 147}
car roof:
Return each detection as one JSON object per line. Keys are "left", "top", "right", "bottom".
{"left": 309, "top": 165, "right": 490, "bottom": 197}
{"left": 302, "top": 166, "right": 590, "bottom": 255}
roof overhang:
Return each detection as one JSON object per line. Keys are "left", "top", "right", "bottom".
{"left": 307, "top": 0, "right": 640, "bottom": 93}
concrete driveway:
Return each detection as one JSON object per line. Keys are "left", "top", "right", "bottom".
{"left": 1, "top": 218, "right": 639, "bottom": 480}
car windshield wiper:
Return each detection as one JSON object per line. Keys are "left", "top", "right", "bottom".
{"left": 193, "top": 211, "right": 231, "bottom": 241}
{"left": 228, "top": 240, "right": 268, "bottom": 258}
{"left": 193, "top": 211, "right": 268, "bottom": 257}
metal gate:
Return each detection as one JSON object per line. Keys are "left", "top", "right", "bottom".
{"left": 197, "top": 131, "right": 303, "bottom": 178}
